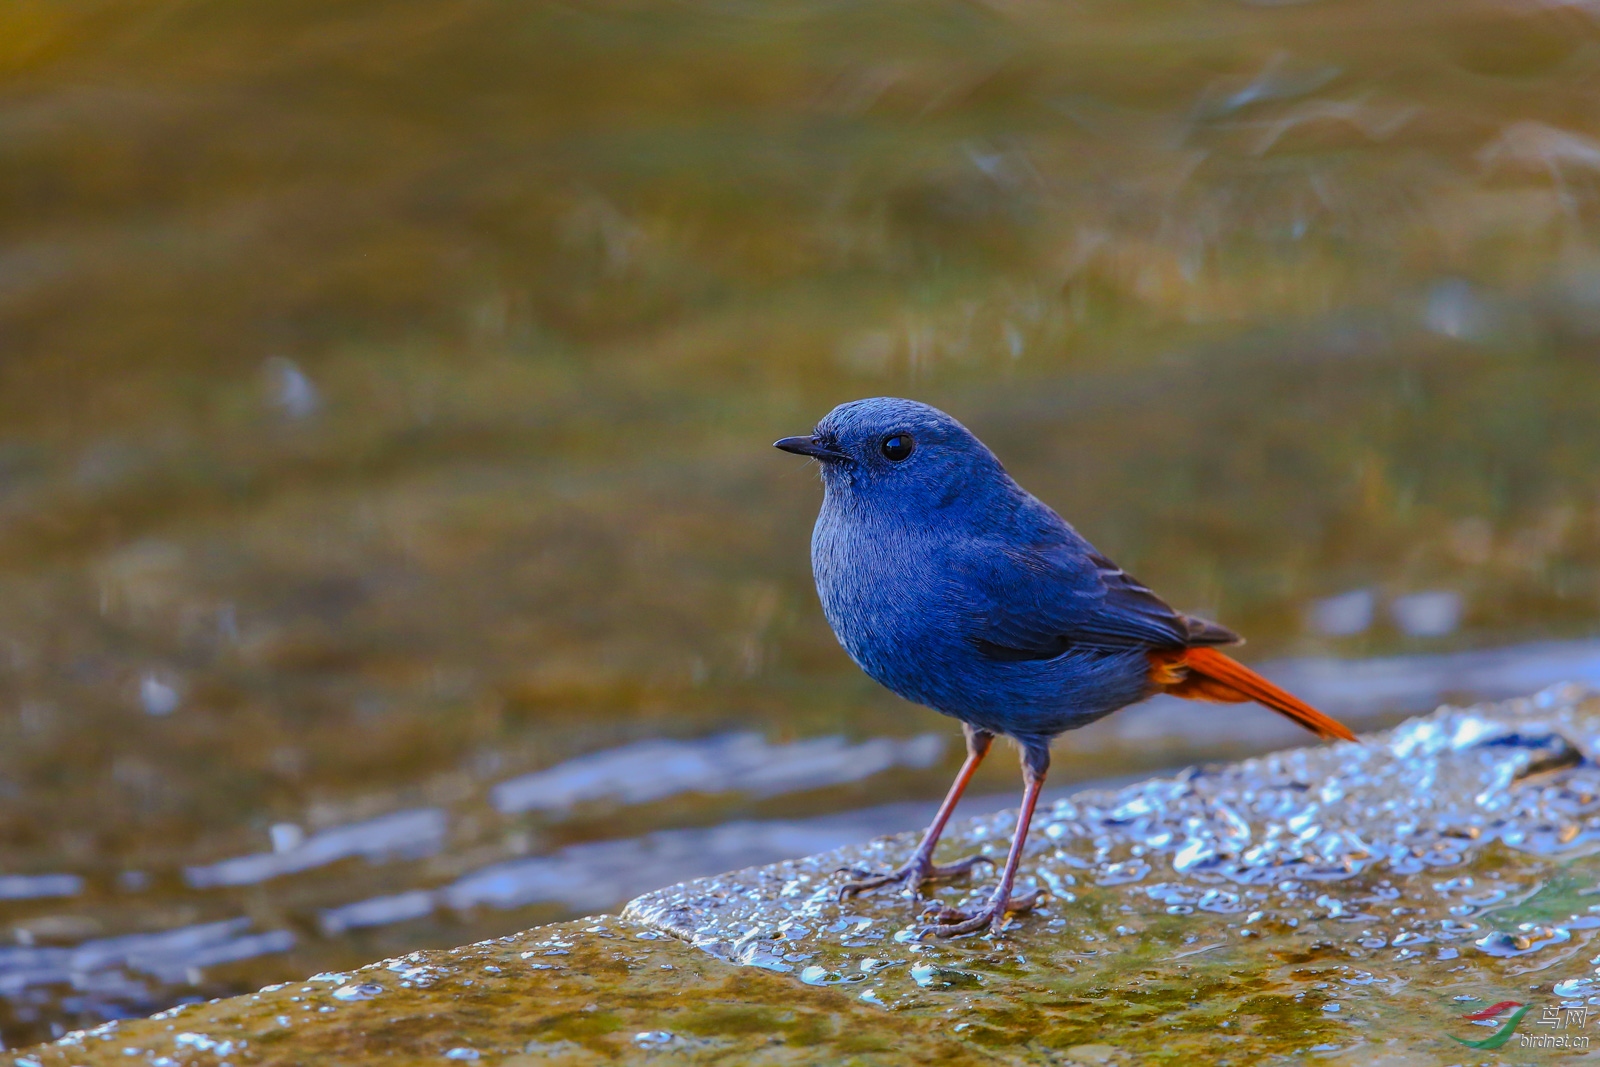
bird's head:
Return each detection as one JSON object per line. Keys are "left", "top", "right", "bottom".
{"left": 774, "top": 397, "right": 1008, "bottom": 512}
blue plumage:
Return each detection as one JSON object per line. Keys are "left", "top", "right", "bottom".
{"left": 775, "top": 396, "right": 1346, "bottom": 936}
{"left": 805, "top": 398, "right": 1193, "bottom": 744}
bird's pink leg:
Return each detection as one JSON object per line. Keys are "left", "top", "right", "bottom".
{"left": 838, "top": 726, "right": 994, "bottom": 901}
{"left": 925, "top": 747, "right": 1047, "bottom": 937}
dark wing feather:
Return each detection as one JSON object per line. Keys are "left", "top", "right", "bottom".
{"left": 953, "top": 536, "right": 1200, "bottom": 661}
{"left": 1182, "top": 613, "right": 1243, "bottom": 646}
{"left": 1083, "top": 550, "right": 1197, "bottom": 648}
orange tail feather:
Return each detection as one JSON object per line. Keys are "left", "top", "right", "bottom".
{"left": 1151, "top": 646, "right": 1356, "bottom": 743}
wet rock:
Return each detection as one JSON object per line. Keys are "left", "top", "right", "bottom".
{"left": 625, "top": 682, "right": 1600, "bottom": 1059}
{"left": 17, "top": 920, "right": 986, "bottom": 1066}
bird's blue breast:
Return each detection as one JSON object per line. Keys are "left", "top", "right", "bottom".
{"left": 810, "top": 495, "right": 1154, "bottom": 744}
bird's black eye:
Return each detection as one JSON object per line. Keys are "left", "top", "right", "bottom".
{"left": 880, "top": 434, "right": 915, "bottom": 462}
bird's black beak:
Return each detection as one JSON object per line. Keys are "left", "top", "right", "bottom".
{"left": 774, "top": 435, "right": 847, "bottom": 461}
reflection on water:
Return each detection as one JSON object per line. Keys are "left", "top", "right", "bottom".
{"left": 2, "top": 0, "right": 1600, "bottom": 1047}
{"left": 0, "top": 918, "right": 294, "bottom": 1000}
{"left": 0, "top": 878, "right": 79, "bottom": 904}
{"left": 441, "top": 809, "right": 935, "bottom": 913}
{"left": 183, "top": 808, "right": 448, "bottom": 889}
{"left": 490, "top": 731, "right": 944, "bottom": 813}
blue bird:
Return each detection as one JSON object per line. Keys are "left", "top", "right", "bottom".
{"left": 776, "top": 397, "right": 1354, "bottom": 936}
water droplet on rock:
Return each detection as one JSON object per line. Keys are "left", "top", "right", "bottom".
{"left": 331, "top": 984, "right": 383, "bottom": 1002}
{"left": 633, "top": 1031, "right": 674, "bottom": 1047}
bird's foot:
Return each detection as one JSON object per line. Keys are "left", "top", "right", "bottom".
{"left": 921, "top": 887, "right": 1044, "bottom": 938}
{"left": 836, "top": 852, "right": 991, "bottom": 902}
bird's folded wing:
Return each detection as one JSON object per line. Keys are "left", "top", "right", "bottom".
{"left": 953, "top": 537, "right": 1237, "bottom": 661}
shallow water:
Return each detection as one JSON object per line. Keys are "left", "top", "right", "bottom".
{"left": 3, "top": 0, "right": 1600, "bottom": 1046}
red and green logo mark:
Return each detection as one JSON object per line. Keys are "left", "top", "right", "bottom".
{"left": 1451, "top": 1001, "right": 1531, "bottom": 1049}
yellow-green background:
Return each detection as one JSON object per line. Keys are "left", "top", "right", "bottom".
{"left": 1, "top": 0, "right": 1599, "bottom": 1045}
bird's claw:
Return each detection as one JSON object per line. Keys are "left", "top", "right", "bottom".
{"left": 836, "top": 852, "right": 991, "bottom": 902}
{"left": 922, "top": 888, "right": 1044, "bottom": 937}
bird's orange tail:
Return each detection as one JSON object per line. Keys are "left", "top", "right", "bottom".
{"left": 1149, "top": 646, "right": 1356, "bottom": 742}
